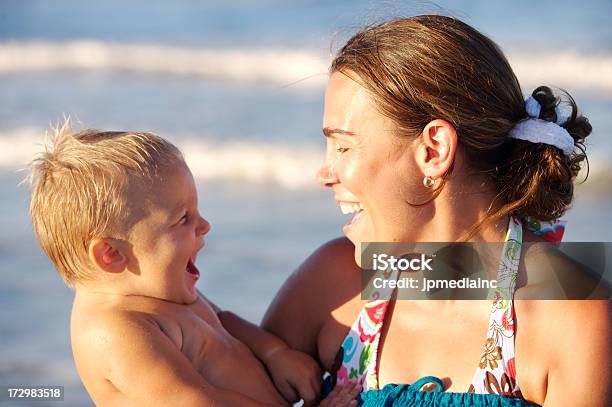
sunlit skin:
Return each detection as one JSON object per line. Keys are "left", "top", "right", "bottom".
{"left": 263, "top": 72, "right": 611, "bottom": 406}
{"left": 84, "top": 163, "right": 210, "bottom": 304}
{"left": 316, "top": 72, "right": 513, "bottom": 262}
{"left": 71, "top": 164, "right": 288, "bottom": 406}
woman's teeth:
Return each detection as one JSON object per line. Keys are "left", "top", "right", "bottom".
{"left": 339, "top": 202, "right": 364, "bottom": 215}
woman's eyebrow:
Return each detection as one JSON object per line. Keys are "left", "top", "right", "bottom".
{"left": 322, "top": 127, "right": 358, "bottom": 138}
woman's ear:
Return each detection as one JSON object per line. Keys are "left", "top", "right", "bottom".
{"left": 415, "top": 119, "right": 457, "bottom": 179}
{"left": 88, "top": 239, "right": 127, "bottom": 274}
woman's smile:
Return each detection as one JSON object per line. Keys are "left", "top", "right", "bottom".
{"left": 337, "top": 200, "right": 365, "bottom": 234}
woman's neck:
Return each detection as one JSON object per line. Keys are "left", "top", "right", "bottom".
{"left": 411, "top": 179, "right": 508, "bottom": 243}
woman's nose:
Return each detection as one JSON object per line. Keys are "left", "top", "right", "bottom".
{"left": 316, "top": 163, "right": 339, "bottom": 187}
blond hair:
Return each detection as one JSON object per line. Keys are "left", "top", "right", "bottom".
{"left": 28, "top": 120, "right": 184, "bottom": 285}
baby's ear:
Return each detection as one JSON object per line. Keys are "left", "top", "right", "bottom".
{"left": 88, "top": 238, "right": 127, "bottom": 274}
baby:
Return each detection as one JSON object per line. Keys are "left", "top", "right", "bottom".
{"left": 28, "top": 124, "right": 359, "bottom": 406}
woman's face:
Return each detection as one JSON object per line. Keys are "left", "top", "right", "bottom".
{"left": 317, "top": 71, "right": 425, "bottom": 263}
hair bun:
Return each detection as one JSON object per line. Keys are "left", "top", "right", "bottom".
{"left": 531, "top": 86, "right": 561, "bottom": 123}
{"left": 497, "top": 86, "right": 592, "bottom": 221}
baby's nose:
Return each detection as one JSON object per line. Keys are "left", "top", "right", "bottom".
{"left": 197, "top": 217, "right": 211, "bottom": 236}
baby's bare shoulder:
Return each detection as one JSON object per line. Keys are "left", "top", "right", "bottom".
{"left": 70, "top": 297, "right": 215, "bottom": 405}
{"left": 72, "top": 307, "right": 161, "bottom": 361}
{"left": 69, "top": 306, "right": 164, "bottom": 400}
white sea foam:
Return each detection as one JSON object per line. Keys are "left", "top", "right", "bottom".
{"left": 0, "top": 127, "right": 324, "bottom": 189}
{"left": 0, "top": 40, "right": 330, "bottom": 87}
{"left": 181, "top": 139, "right": 323, "bottom": 189}
{"left": 1, "top": 41, "right": 612, "bottom": 94}
{"left": 2, "top": 127, "right": 610, "bottom": 192}
{"left": 507, "top": 51, "right": 612, "bottom": 96}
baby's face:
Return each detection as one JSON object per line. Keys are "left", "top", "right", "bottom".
{"left": 125, "top": 163, "right": 210, "bottom": 304}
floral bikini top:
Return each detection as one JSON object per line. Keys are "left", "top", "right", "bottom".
{"left": 331, "top": 215, "right": 566, "bottom": 402}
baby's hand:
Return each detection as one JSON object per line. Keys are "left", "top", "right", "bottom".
{"left": 264, "top": 346, "right": 322, "bottom": 406}
{"left": 318, "top": 382, "right": 362, "bottom": 407}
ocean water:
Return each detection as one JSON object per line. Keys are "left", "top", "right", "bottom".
{"left": 1, "top": 1, "right": 611, "bottom": 405}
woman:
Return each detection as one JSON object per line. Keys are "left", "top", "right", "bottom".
{"left": 263, "top": 15, "right": 611, "bottom": 406}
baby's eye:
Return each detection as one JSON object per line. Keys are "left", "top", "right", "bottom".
{"left": 334, "top": 142, "right": 349, "bottom": 154}
{"left": 179, "top": 213, "right": 189, "bottom": 224}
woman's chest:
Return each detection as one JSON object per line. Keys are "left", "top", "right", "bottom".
{"left": 376, "top": 301, "right": 492, "bottom": 391}
{"left": 318, "top": 298, "right": 549, "bottom": 403}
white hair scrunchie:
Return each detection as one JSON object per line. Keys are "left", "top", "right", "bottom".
{"left": 509, "top": 96, "right": 574, "bottom": 156}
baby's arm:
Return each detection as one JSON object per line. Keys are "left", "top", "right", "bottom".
{"left": 219, "top": 310, "right": 322, "bottom": 406}
{"left": 79, "top": 312, "right": 279, "bottom": 407}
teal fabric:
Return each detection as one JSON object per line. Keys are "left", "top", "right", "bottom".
{"left": 357, "top": 377, "right": 538, "bottom": 407}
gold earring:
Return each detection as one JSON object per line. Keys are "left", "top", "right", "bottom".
{"left": 423, "top": 175, "right": 435, "bottom": 188}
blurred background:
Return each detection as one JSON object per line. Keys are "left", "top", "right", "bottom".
{"left": 1, "top": 0, "right": 611, "bottom": 405}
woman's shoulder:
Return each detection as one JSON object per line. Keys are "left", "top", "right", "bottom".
{"left": 515, "top": 243, "right": 611, "bottom": 336}
{"left": 513, "top": 297, "right": 610, "bottom": 403}
{"left": 514, "top": 296, "right": 611, "bottom": 404}
{"left": 514, "top": 237, "right": 611, "bottom": 402}
{"left": 262, "top": 237, "right": 363, "bottom": 354}
{"left": 299, "top": 236, "right": 360, "bottom": 280}
{"left": 516, "top": 238, "right": 610, "bottom": 300}
{"left": 271, "top": 237, "right": 361, "bottom": 302}
{"left": 300, "top": 236, "right": 364, "bottom": 296}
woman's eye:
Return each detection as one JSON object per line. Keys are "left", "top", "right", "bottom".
{"left": 179, "top": 213, "right": 189, "bottom": 224}
{"left": 334, "top": 142, "right": 349, "bottom": 153}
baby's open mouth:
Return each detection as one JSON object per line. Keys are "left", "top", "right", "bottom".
{"left": 186, "top": 258, "right": 200, "bottom": 278}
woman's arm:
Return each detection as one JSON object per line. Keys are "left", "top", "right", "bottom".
{"left": 262, "top": 237, "right": 361, "bottom": 359}
{"left": 541, "top": 300, "right": 611, "bottom": 406}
